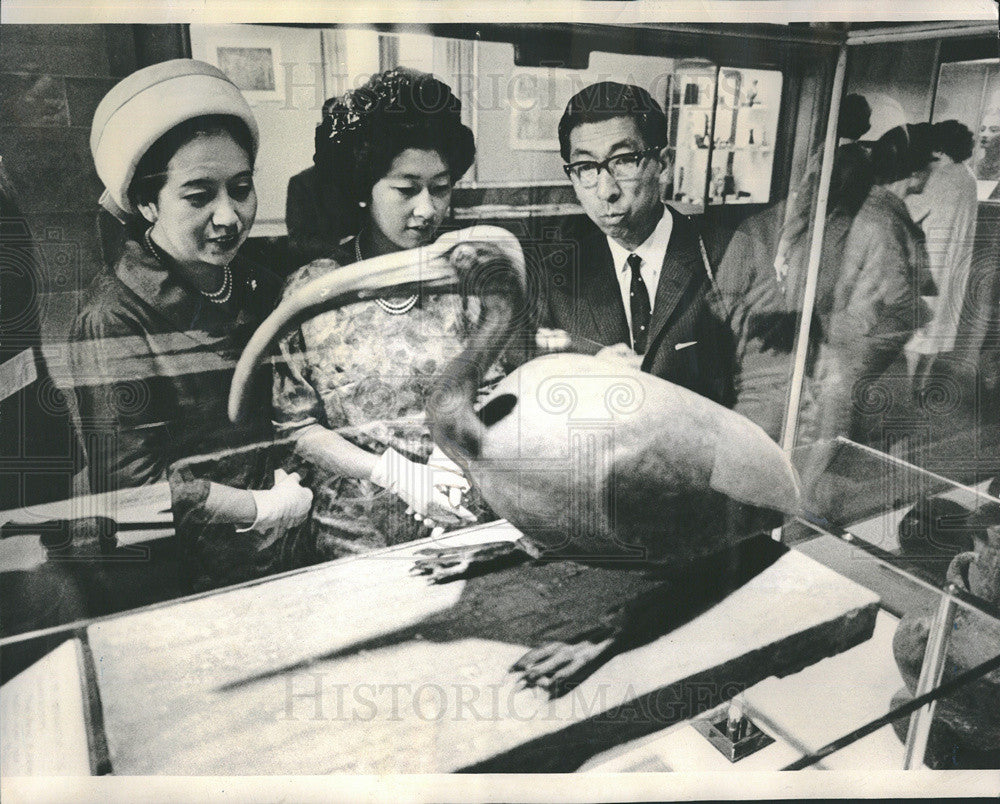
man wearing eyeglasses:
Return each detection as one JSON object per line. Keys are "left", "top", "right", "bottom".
{"left": 541, "top": 81, "right": 733, "bottom": 405}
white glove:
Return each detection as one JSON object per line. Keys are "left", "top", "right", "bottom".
{"left": 239, "top": 469, "right": 313, "bottom": 548}
{"left": 428, "top": 444, "right": 470, "bottom": 508}
{"left": 370, "top": 447, "right": 475, "bottom": 526}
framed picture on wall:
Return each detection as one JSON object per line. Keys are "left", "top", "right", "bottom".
{"left": 508, "top": 68, "right": 575, "bottom": 151}
{"left": 201, "top": 34, "right": 284, "bottom": 102}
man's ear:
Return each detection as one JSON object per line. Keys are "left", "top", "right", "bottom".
{"left": 137, "top": 202, "right": 158, "bottom": 225}
{"left": 657, "top": 146, "right": 674, "bottom": 177}
{"left": 657, "top": 146, "right": 674, "bottom": 201}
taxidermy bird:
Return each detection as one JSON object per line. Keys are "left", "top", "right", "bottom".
{"left": 229, "top": 226, "right": 801, "bottom": 694}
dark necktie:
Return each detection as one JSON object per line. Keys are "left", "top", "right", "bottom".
{"left": 627, "top": 253, "right": 650, "bottom": 354}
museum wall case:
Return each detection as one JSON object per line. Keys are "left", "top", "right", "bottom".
{"left": 1, "top": 18, "right": 998, "bottom": 776}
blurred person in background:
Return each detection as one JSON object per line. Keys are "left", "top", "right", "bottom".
{"left": 819, "top": 123, "right": 936, "bottom": 444}
{"left": 904, "top": 120, "right": 978, "bottom": 391}
{"left": 284, "top": 94, "right": 356, "bottom": 268}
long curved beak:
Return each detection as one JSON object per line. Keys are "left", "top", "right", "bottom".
{"left": 228, "top": 226, "right": 525, "bottom": 423}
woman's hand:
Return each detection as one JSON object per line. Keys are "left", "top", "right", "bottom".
{"left": 370, "top": 447, "right": 475, "bottom": 527}
{"left": 243, "top": 469, "right": 313, "bottom": 548}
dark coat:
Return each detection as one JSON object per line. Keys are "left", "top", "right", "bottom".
{"left": 285, "top": 166, "right": 353, "bottom": 269}
{"left": 540, "top": 204, "right": 735, "bottom": 407}
{"left": 69, "top": 236, "right": 313, "bottom": 587}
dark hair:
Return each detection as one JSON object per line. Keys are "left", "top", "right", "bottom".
{"left": 837, "top": 94, "right": 872, "bottom": 141}
{"left": 931, "top": 119, "right": 974, "bottom": 163}
{"left": 313, "top": 68, "right": 475, "bottom": 231}
{"left": 557, "top": 82, "right": 668, "bottom": 163}
{"left": 829, "top": 142, "right": 874, "bottom": 216}
{"left": 128, "top": 114, "right": 255, "bottom": 209}
{"left": 870, "top": 124, "right": 934, "bottom": 185}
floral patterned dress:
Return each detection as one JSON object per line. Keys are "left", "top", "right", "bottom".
{"left": 272, "top": 240, "right": 503, "bottom": 557}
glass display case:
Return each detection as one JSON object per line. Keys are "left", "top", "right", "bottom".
{"left": 932, "top": 56, "right": 1000, "bottom": 201}
{"left": 3, "top": 16, "right": 997, "bottom": 787}
{"left": 3, "top": 440, "right": 997, "bottom": 775}
{"left": 582, "top": 439, "right": 1000, "bottom": 772}
{"left": 667, "top": 62, "right": 783, "bottom": 211}
{"left": 667, "top": 60, "right": 716, "bottom": 212}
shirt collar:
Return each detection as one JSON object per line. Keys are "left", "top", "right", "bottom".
{"left": 607, "top": 207, "right": 673, "bottom": 278}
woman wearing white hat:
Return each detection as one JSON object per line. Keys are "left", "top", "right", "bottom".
{"left": 72, "top": 59, "right": 313, "bottom": 589}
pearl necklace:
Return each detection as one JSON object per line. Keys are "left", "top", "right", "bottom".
{"left": 144, "top": 227, "right": 233, "bottom": 304}
{"left": 356, "top": 236, "right": 418, "bottom": 315}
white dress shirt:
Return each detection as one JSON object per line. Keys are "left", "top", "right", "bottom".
{"left": 606, "top": 209, "right": 674, "bottom": 345}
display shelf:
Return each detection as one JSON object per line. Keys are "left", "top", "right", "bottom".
{"left": 710, "top": 145, "right": 774, "bottom": 152}
{"left": 715, "top": 105, "right": 772, "bottom": 112}
{"left": 665, "top": 64, "right": 781, "bottom": 208}
{"left": 706, "top": 196, "right": 763, "bottom": 205}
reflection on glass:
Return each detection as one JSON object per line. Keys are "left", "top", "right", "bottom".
{"left": 666, "top": 63, "right": 782, "bottom": 211}
{"left": 787, "top": 437, "right": 1000, "bottom": 769}
{"left": 667, "top": 60, "right": 716, "bottom": 212}
{"left": 933, "top": 57, "right": 1000, "bottom": 201}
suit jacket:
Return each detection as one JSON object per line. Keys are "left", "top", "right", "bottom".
{"left": 540, "top": 204, "right": 735, "bottom": 406}
{"left": 285, "top": 166, "right": 353, "bottom": 269}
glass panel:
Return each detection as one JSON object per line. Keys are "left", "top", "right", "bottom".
{"left": 781, "top": 438, "right": 999, "bottom": 770}
{"left": 5, "top": 20, "right": 823, "bottom": 632}
{"left": 788, "top": 43, "right": 1000, "bottom": 503}
{"left": 7, "top": 20, "right": 995, "bottom": 777}
{"left": 790, "top": 437, "right": 998, "bottom": 588}
{"left": 708, "top": 67, "right": 783, "bottom": 206}
{"left": 714, "top": 49, "right": 832, "bottom": 446}
{"left": 667, "top": 59, "right": 717, "bottom": 212}
{"left": 785, "top": 439, "right": 1000, "bottom": 769}
{"left": 933, "top": 57, "right": 1000, "bottom": 201}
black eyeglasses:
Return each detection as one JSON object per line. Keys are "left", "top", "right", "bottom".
{"left": 563, "top": 147, "right": 660, "bottom": 187}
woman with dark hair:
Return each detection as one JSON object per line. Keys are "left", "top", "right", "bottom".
{"left": 904, "top": 120, "right": 978, "bottom": 387}
{"left": 72, "top": 60, "right": 312, "bottom": 589}
{"left": 272, "top": 68, "right": 491, "bottom": 556}
{"left": 819, "top": 124, "right": 936, "bottom": 443}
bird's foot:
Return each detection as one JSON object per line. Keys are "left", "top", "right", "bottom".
{"left": 410, "top": 540, "right": 526, "bottom": 583}
{"left": 509, "top": 632, "right": 616, "bottom": 698}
